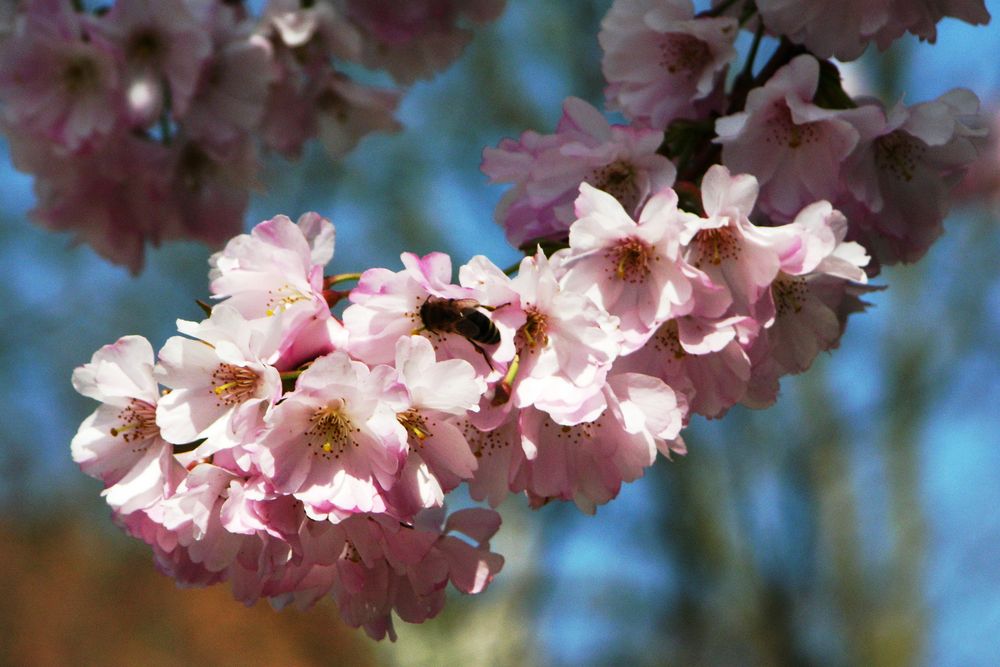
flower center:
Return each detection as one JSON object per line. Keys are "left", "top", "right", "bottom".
{"left": 651, "top": 320, "right": 686, "bottom": 360}
{"left": 516, "top": 307, "right": 549, "bottom": 350}
{"left": 62, "top": 55, "right": 102, "bottom": 95}
{"left": 463, "top": 420, "right": 508, "bottom": 459}
{"left": 588, "top": 160, "right": 641, "bottom": 213}
{"left": 306, "top": 399, "right": 359, "bottom": 459}
{"left": 874, "top": 130, "right": 925, "bottom": 182}
{"left": 341, "top": 540, "right": 361, "bottom": 563}
{"left": 606, "top": 236, "right": 655, "bottom": 283}
{"left": 109, "top": 398, "right": 159, "bottom": 443}
{"left": 659, "top": 33, "right": 710, "bottom": 78}
{"left": 398, "top": 408, "right": 432, "bottom": 444}
{"left": 210, "top": 363, "right": 261, "bottom": 406}
{"left": 540, "top": 413, "right": 606, "bottom": 443}
{"left": 128, "top": 29, "right": 164, "bottom": 62}
{"left": 692, "top": 226, "right": 740, "bottom": 267}
{"left": 316, "top": 88, "right": 349, "bottom": 122}
{"left": 772, "top": 273, "right": 809, "bottom": 316}
{"left": 265, "top": 284, "right": 310, "bottom": 316}
{"left": 177, "top": 144, "right": 217, "bottom": 192}
{"left": 764, "top": 106, "right": 820, "bottom": 149}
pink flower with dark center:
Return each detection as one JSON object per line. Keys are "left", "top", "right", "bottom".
{"left": 518, "top": 372, "right": 687, "bottom": 513}
{"left": 616, "top": 315, "right": 754, "bottom": 419}
{"left": 385, "top": 336, "right": 484, "bottom": 515}
{"left": 96, "top": 0, "right": 212, "bottom": 124}
{"left": 155, "top": 305, "right": 283, "bottom": 459}
{"left": 715, "top": 55, "right": 884, "bottom": 220}
{"left": 0, "top": 0, "right": 120, "bottom": 152}
{"left": 680, "top": 165, "right": 791, "bottom": 311}
{"left": 600, "top": 0, "right": 737, "bottom": 128}
{"left": 255, "top": 351, "right": 408, "bottom": 520}
{"left": 463, "top": 414, "right": 527, "bottom": 508}
{"left": 840, "top": 89, "right": 987, "bottom": 265}
{"left": 750, "top": 201, "right": 870, "bottom": 376}
{"left": 561, "top": 182, "right": 701, "bottom": 351}
{"left": 506, "top": 250, "right": 622, "bottom": 425}
{"left": 71, "top": 335, "right": 184, "bottom": 513}
{"left": 482, "top": 96, "right": 676, "bottom": 248}
{"left": 209, "top": 211, "right": 334, "bottom": 320}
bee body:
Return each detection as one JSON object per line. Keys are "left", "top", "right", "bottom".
{"left": 419, "top": 297, "right": 501, "bottom": 345}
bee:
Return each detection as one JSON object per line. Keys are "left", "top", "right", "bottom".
{"left": 419, "top": 296, "right": 501, "bottom": 346}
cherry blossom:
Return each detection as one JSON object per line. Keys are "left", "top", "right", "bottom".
{"left": 561, "top": 183, "right": 700, "bottom": 351}
{"left": 519, "top": 372, "right": 687, "bottom": 513}
{"left": 389, "top": 336, "right": 484, "bottom": 512}
{"left": 680, "top": 165, "right": 789, "bottom": 311}
{"left": 96, "top": 0, "right": 213, "bottom": 124}
{"left": 71, "top": 336, "right": 183, "bottom": 513}
{"left": 482, "top": 96, "right": 676, "bottom": 248}
{"left": 0, "top": 0, "right": 120, "bottom": 152}
{"left": 183, "top": 7, "right": 274, "bottom": 150}
{"left": 839, "top": 89, "right": 987, "bottom": 265}
{"left": 600, "top": 0, "right": 738, "bottom": 129}
{"left": 344, "top": 0, "right": 506, "bottom": 85}
{"left": 155, "top": 305, "right": 283, "bottom": 458}
{"left": 209, "top": 212, "right": 335, "bottom": 319}
{"left": 254, "top": 351, "right": 408, "bottom": 520}
{"left": 505, "top": 250, "right": 622, "bottom": 425}
{"left": 715, "top": 55, "right": 884, "bottom": 220}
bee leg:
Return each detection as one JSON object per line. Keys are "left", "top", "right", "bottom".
{"left": 469, "top": 340, "right": 495, "bottom": 371}
{"left": 478, "top": 301, "right": 510, "bottom": 312}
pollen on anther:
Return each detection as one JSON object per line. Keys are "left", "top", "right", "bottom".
{"left": 306, "top": 402, "right": 355, "bottom": 459}
{"left": 209, "top": 363, "right": 261, "bottom": 407}
{"left": 605, "top": 236, "right": 654, "bottom": 283}
{"left": 692, "top": 226, "right": 740, "bottom": 267}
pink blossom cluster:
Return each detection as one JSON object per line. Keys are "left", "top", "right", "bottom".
{"left": 0, "top": 0, "right": 504, "bottom": 272}
{"left": 74, "top": 161, "right": 875, "bottom": 633}
{"left": 72, "top": 213, "right": 504, "bottom": 640}
{"left": 68, "top": 0, "right": 994, "bottom": 640}
{"left": 486, "top": 0, "right": 989, "bottom": 272}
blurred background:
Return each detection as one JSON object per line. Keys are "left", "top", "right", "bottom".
{"left": 2, "top": 1, "right": 1000, "bottom": 665}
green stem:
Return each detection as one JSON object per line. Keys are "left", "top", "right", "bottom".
{"left": 324, "top": 272, "right": 363, "bottom": 287}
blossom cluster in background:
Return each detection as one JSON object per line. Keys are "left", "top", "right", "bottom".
{"left": 67, "top": 0, "right": 991, "bottom": 640}
{"left": 0, "top": 0, "right": 503, "bottom": 272}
